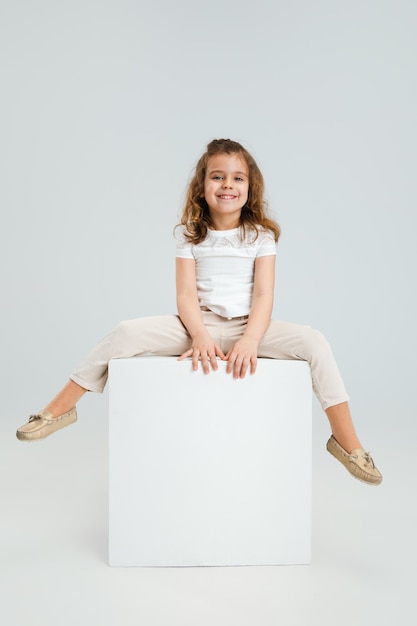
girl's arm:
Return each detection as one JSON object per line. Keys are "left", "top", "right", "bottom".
{"left": 225, "top": 254, "right": 275, "bottom": 379}
{"left": 176, "top": 257, "right": 226, "bottom": 373}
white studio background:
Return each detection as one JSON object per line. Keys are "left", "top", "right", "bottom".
{"left": 1, "top": 3, "right": 417, "bottom": 626}
{"left": 1, "top": 0, "right": 416, "bottom": 440}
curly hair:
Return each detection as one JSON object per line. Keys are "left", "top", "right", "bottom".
{"left": 179, "top": 138, "right": 280, "bottom": 244}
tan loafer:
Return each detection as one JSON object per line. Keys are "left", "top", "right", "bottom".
{"left": 326, "top": 435, "right": 382, "bottom": 485}
{"left": 16, "top": 407, "right": 77, "bottom": 441}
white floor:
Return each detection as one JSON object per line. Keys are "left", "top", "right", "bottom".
{"left": 1, "top": 401, "right": 415, "bottom": 626}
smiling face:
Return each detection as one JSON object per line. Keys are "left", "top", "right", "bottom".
{"left": 204, "top": 153, "right": 249, "bottom": 230}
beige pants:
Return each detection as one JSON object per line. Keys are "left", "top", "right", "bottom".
{"left": 70, "top": 310, "right": 349, "bottom": 410}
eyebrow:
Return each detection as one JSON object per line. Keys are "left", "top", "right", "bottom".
{"left": 208, "top": 169, "right": 248, "bottom": 176}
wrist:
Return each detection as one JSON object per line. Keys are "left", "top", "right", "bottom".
{"left": 190, "top": 327, "right": 210, "bottom": 341}
{"left": 241, "top": 333, "right": 261, "bottom": 344}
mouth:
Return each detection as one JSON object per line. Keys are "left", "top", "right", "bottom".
{"left": 217, "top": 194, "right": 237, "bottom": 200}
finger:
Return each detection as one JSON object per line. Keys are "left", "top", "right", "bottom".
{"left": 233, "top": 357, "right": 244, "bottom": 379}
{"left": 177, "top": 349, "right": 193, "bottom": 362}
{"left": 215, "top": 345, "right": 226, "bottom": 360}
{"left": 239, "top": 357, "right": 250, "bottom": 379}
{"left": 226, "top": 352, "right": 236, "bottom": 374}
{"left": 208, "top": 351, "right": 218, "bottom": 371}
{"left": 192, "top": 350, "right": 200, "bottom": 371}
{"left": 250, "top": 355, "right": 258, "bottom": 375}
{"left": 200, "top": 352, "right": 210, "bottom": 374}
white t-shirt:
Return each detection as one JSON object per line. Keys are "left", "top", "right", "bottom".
{"left": 176, "top": 225, "right": 277, "bottom": 318}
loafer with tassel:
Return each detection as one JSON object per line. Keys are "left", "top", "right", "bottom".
{"left": 16, "top": 407, "right": 77, "bottom": 441}
{"left": 326, "top": 435, "right": 382, "bottom": 485}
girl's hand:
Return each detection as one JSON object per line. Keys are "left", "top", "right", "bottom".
{"left": 224, "top": 337, "right": 259, "bottom": 379}
{"left": 178, "top": 331, "right": 226, "bottom": 374}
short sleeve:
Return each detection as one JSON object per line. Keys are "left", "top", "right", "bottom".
{"left": 256, "top": 229, "right": 277, "bottom": 257}
{"left": 175, "top": 226, "right": 195, "bottom": 259}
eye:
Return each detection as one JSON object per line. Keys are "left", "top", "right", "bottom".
{"left": 212, "top": 175, "right": 223, "bottom": 180}
{"left": 235, "top": 176, "right": 245, "bottom": 182}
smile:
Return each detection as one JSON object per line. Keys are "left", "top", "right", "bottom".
{"left": 217, "top": 195, "right": 237, "bottom": 200}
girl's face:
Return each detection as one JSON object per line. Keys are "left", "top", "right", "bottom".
{"left": 204, "top": 153, "right": 249, "bottom": 229}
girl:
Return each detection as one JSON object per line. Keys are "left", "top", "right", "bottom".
{"left": 16, "top": 138, "right": 382, "bottom": 486}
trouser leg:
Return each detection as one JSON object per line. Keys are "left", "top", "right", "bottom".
{"left": 70, "top": 315, "right": 192, "bottom": 393}
{"left": 258, "top": 320, "right": 349, "bottom": 410}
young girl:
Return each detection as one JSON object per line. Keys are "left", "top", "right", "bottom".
{"left": 16, "top": 138, "right": 382, "bottom": 486}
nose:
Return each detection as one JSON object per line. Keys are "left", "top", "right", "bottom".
{"left": 222, "top": 177, "right": 233, "bottom": 188}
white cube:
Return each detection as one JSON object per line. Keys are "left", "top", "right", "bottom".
{"left": 108, "top": 357, "right": 312, "bottom": 567}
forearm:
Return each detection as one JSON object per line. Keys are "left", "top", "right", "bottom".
{"left": 175, "top": 258, "right": 225, "bottom": 371}
{"left": 176, "top": 293, "right": 208, "bottom": 339}
{"left": 243, "top": 293, "right": 273, "bottom": 342}
{"left": 224, "top": 292, "right": 272, "bottom": 378}
{"left": 176, "top": 292, "right": 226, "bottom": 371}
{"left": 242, "top": 254, "right": 275, "bottom": 344}
{"left": 176, "top": 257, "right": 209, "bottom": 339}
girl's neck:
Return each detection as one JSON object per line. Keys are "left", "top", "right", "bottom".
{"left": 210, "top": 217, "right": 241, "bottom": 231}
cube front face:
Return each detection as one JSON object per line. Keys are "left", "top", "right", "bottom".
{"left": 109, "top": 357, "right": 312, "bottom": 567}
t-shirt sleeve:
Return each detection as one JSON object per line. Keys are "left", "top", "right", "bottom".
{"left": 175, "top": 226, "right": 195, "bottom": 259}
{"left": 256, "top": 229, "right": 277, "bottom": 257}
